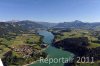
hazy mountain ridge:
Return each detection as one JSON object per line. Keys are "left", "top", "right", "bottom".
{"left": 0, "top": 20, "right": 47, "bottom": 35}
{"left": 54, "top": 20, "right": 100, "bottom": 30}
{"left": 1, "top": 20, "right": 100, "bottom": 36}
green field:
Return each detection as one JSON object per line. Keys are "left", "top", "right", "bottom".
{"left": 55, "top": 29, "right": 100, "bottom": 48}
{"left": 0, "top": 33, "right": 42, "bottom": 58}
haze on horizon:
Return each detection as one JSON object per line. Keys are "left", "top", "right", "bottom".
{"left": 0, "top": 0, "right": 100, "bottom": 23}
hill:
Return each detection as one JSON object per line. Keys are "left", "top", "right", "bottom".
{"left": 0, "top": 20, "right": 47, "bottom": 36}
{"left": 54, "top": 20, "right": 100, "bottom": 30}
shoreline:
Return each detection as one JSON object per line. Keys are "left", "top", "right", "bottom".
{"left": 23, "top": 60, "right": 38, "bottom": 66}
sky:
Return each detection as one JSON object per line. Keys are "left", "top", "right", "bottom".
{"left": 0, "top": 0, "right": 100, "bottom": 23}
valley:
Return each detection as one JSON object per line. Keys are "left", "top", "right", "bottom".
{"left": 0, "top": 20, "right": 100, "bottom": 66}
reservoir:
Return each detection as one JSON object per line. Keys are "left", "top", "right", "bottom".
{"left": 29, "top": 30, "right": 74, "bottom": 66}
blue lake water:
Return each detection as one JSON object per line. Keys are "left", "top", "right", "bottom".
{"left": 29, "top": 31, "right": 74, "bottom": 66}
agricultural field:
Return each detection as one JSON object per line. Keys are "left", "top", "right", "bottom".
{"left": 54, "top": 29, "right": 100, "bottom": 48}
{"left": 0, "top": 33, "right": 48, "bottom": 66}
{"left": 0, "top": 33, "right": 42, "bottom": 58}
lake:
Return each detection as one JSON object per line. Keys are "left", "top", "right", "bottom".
{"left": 29, "top": 30, "right": 74, "bottom": 66}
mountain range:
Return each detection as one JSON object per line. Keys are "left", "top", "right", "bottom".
{"left": 54, "top": 20, "right": 100, "bottom": 30}
{"left": 1, "top": 20, "right": 100, "bottom": 35}
{"left": 0, "top": 20, "right": 46, "bottom": 35}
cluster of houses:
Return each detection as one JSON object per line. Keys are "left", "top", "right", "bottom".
{"left": 12, "top": 45, "right": 35, "bottom": 58}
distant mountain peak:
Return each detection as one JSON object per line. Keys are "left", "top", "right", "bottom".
{"left": 73, "top": 20, "right": 83, "bottom": 23}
